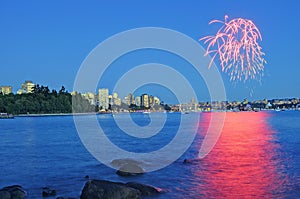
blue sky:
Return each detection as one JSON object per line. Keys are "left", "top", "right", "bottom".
{"left": 1, "top": 1, "right": 300, "bottom": 103}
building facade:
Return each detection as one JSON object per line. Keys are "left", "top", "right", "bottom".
{"left": 82, "top": 92, "right": 96, "bottom": 105}
{"left": 141, "top": 94, "right": 149, "bottom": 108}
{"left": 98, "top": 88, "right": 109, "bottom": 110}
{"left": 17, "top": 81, "right": 35, "bottom": 94}
{"left": 0, "top": 86, "right": 12, "bottom": 95}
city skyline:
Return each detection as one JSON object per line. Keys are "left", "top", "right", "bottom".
{"left": 1, "top": 80, "right": 299, "bottom": 109}
{"left": 1, "top": 1, "right": 300, "bottom": 103}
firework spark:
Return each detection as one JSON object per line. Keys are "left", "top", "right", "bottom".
{"left": 200, "top": 15, "right": 266, "bottom": 81}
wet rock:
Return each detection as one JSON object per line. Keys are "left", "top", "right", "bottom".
{"left": 0, "top": 191, "right": 11, "bottom": 199}
{"left": 112, "top": 158, "right": 145, "bottom": 176}
{"left": 0, "top": 185, "right": 27, "bottom": 199}
{"left": 80, "top": 180, "right": 141, "bottom": 199}
{"left": 126, "top": 182, "right": 161, "bottom": 196}
{"left": 116, "top": 163, "right": 145, "bottom": 176}
{"left": 183, "top": 158, "right": 201, "bottom": 164}
{"left": 111, "top": 158, "right": 143, "bottom": 168}
{"left": 42, "top": 187, "right": 57, "bottom": 197}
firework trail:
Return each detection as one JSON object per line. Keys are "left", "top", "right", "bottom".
{"left": 200, "top": 15, "right": 266, "bottom": 81}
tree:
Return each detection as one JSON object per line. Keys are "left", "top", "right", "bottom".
{"left": 59, "top": 86, "right": 66, "bottom": 94}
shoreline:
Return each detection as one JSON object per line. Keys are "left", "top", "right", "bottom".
{"left": 10, "top": 108, "right": 300, "bottom": 118}
{"left": 15, "top": 112, "right": 96, "bottom": 117}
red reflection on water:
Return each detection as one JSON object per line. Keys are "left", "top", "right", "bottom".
{"left": 194, "top": 112, "right": 283, "bottom": 198}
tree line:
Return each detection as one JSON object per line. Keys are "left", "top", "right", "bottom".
{"left": 0, "top": 85, "right": 95, "bottom": 114}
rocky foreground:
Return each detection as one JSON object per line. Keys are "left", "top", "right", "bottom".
{"left": 0, "top": 159, "right": 163, "bottom": 199}
{"left": 0, "top": 180, "right": 162, "bottom": 199}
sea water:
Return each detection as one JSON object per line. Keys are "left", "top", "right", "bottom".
{"left": 0, "top": 111, "right": 299, "bottom": 198}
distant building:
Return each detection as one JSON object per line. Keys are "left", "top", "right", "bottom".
{"left": 70, "top": 91, "right": 78, "bottom": 96}
{"left": 108, "top": 95, "right": 113, "bottom": 106}
{"left": 0, "top": 86, "right": 12, "bottom": 95}
{"left": 17, "top": 80, "right": 35, "bottom": 94}
{"left": 141, "top": 94, "right": 149, "bottom": 108}
{"left": 112, "top": 92, "right": 121, "bottom": 106}
{"left": 149, "top": 95, "right": 154, "bottom": 106}
{"left": 126, "top": 93, "right": 135, "bottom": 105}
{"left": 153, "top": 96, "right": 160, "bottom": 105}
{"left": 135, "top": 96, "right": 141, "bottom": 106}
{"left": 98, "top": 88, "right": 109, "bottom": 110}
{"left": 82, "top": 92, "right": 96, "bottom": 105}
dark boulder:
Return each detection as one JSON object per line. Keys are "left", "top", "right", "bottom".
{"left": 183, "top": 158, "right": 201, "bottom": 164}
{"left": 42, "top": 187, "right": 57, "bottom": 197}
{"left": 0, "top": 185, "right": 27, "bottom": 199}
{"left": 111, "top": 159, "right": 143, "bottom": 168}
{"left": 116, "top": 163, "right": 145, "bottom": 176}
{"left": 80, "top": 180, "right": 141, "bottom": 199}
{"left": 0, "top": 191, "right": 10, "bottom": 199}
{"left": 112, "top": 159, "right": 145, "bottom": 176}
{"left": 126, "top": 182, "right": 161, "bottom": 196}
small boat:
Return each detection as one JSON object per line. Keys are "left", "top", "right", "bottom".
{"left": 0, "top": 113, "right": 14, "bottom": 119}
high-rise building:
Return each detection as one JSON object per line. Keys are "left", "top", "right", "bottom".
{"left": 0, "top": 86, "right": 12, "bottom": 95}
{"left": 17, "top": 80, "right": 35, "bottom": 94}
{"left": 98, "top": 88, "right": 109, "bottom": 110}
{"left": 126, "top": 93, "right": 135, "bottom": 105}
{"left": 112, "top": 92, "right": 121, "bottom": 106}
{"left": 112, "top": 92, "right": 118, "bottom": 99}
{"left": 141, "top": 94, "right": 149, "bottom": 108}
{"left": 114, "top": 98, "right": 121, "bottom": 106}
{"left": 135, "top": 96, "right": 141, "bottom": 106}
{"left": 149, "top": 95, "right": 154, "bottom": 106}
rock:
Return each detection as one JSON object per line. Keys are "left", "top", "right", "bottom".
{"left": 111, "top": 159, "right": 143, "bottom": 168}
{"left": 56, "top": 197, "right": 76, "bottom": 199}
{"left": 126, "top": 182, "right": 161, "bottom": 196}
{"left": 0, "top": 191, "right": 11, "bottom": 199}
{"left": 42, "top": 187, "right": 57, "bottom": 197}
{"left": 0, "top": 185, "right": 27, "bottom": 199}
{"left": 183, "top": 158, "right": 192, "bottom": 163}
{"left": 116, "top": 163, "right": 145, "bottom": 176}
{"left": 80, "top": 180, "right": 141, "bottom": 199}
{"left": 112, "top": 158, "right": 145, "bottom": 176}
{"left": 183, "top": 158, "right": 200, "bottom": 164}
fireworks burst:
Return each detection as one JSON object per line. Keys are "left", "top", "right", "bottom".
{"left": 200, "top": 15, "right": 266, "bottom": 81}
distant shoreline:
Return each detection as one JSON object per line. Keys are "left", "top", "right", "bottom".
{"left": 15, "top": 112, "right": 96, "bottom": 117}
{"left": 13, "top": 108, "right": 300, "bottom": 118}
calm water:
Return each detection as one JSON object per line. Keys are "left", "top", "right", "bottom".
{"left": 0, "top": 111, "right": 299, "bottom": 198}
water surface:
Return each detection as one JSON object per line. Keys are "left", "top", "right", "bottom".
{"left": 0, "top": 111, "right": 299, "bottom": 198}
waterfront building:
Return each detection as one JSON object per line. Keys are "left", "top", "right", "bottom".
{"left": 98, "top": 88, "right": 109, "bottom": 110}
{"left": 112, "top": 92, "right": 121, "bottom": 106}
{"left": 153, "top": 96, "right": 160, "bottom": 105}
{"left": 70, "top": 91, "right": 77, "bottom": 96}
{"left": 114, "top": 98, "right": 121, "bottom": 106}
{"left": 135, "top": 96, "right": 141, "bottom": 106}
{"left": 141, "top": 94, "right": 149, "bottom": 108}
{"left": 82, "top": 92, "right": 96, "bottom": 105}
{"left": 108, "top": 95, "right": 112, "bottom": 106}
{"left": 17, "top": 80, "right": 35, "bottom": 94}
{"left": 149, "top": 95, "right": 154, "bottom": 106}
{"left": 126, "top": 93, "right": 135, "bottom": 105}
{"left": 0, "top": 86, "right": 12, "bottom": 95}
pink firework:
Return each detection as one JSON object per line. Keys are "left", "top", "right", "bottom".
{"left": 200, "top": 15, "right": 266, "bottom": 81}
